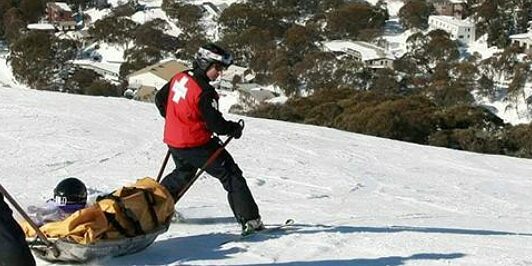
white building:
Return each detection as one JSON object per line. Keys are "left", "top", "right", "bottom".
{"left": 127, "top": 59, "right": 188, "bottom": 90}
{"left": 510, "top": 28, "right": 532, "bottom": 52}
{"left": 72, "top": 59, "right": 121, "bottom": 82}
{"left": 233, "top": 83, "right": 276, "bottom": 112}
{"left": 27, "top": 23, "right": 56, "bottom": 31}
{"left": 428, "top": 15, "right": 476, "bottom": 44}
{"left": 218, "top": 65, "right": 255, "bottom": 91}
{"left": 201, "top": 2, "right": 221, "bottom": 17}
{"left": 322, "top": 40, "right": 395, "bottom": 69}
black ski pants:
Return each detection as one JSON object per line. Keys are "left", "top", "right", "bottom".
{"left": 0, "top": 194, "right": 36, "bottom": 266}
{"left": 161, "top": 138, "right": 260, "bottom": 225}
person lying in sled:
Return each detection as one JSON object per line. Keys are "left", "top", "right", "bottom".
{"left": 22, "top": 177, "right": 175, "bottom": 244}
{"left": 26, "top": 177, "right": 88, "bottom": 226}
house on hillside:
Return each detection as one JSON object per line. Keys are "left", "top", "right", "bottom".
{"left": 428, "top": 15, "right": 475, "bottom": 44}
{"left": 27, "top": 23, "right": 56, "bottom": 32}
{"left": 236, "top": 83, "right": 276, "bottom": 111}
{"left": 46, "top": 2, "right": 76, "bottom": 31}
{"left": 126, "top": 59, "right": 188, "bottom": 102}
{"left": 510, "top": 31, "right": 532, "bottom": 54}
{"left": 201, "top": 2, "right": 220, "bottom": 17}
{"left": 218, "top": 65, "right": 255, "bottom": 91}
{"left": 200, "top": 2, "right": 228, "bottom": 17}
{"left": 72, "top": 59, "right": 121, "bottom": 82}
{"left": 323, "top": 40, "right": 395, "bottom": 69}
{"left": 432, "top": 0, "right": 467, "bottom": 19}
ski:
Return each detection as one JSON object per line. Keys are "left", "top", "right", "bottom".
{"left": 220, "top": 219, "right": 295, "bottom": 245}
{"left": 170, "top": 211, "right": 186, "bottom": 223}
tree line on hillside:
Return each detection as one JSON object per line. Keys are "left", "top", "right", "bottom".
{"left": 219, "top": 0, "right": 531, "bottom": 159}
{"left": 7, "top": 28, "right": 125, "bottom": 96}
{"left": 216, "top": 0, "right": 388, "bottom": 96}
{"left": 248, "top": 88, "right": 532, "bottom": 158}
{"left": 212, "top": 0, "right": 530, "bottom": 99}
{"left": 1, "top": 0, "right": 391, "bottom": 97}
{"left": 2, "top": 0, "right": 529, "bottom": 96}
{"left": 216, "top": 2, "right": 530, "bottom": 115}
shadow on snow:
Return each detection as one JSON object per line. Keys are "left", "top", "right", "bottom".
{"left": 97, "top": 231, "right": 242, "bottom": 265}
{"left": 235, "top": 252, "right": 466, "bottom": 266}
{"left": 97, "top": 221, "right": 532, "bottom": 265}
{"left": 302, "top": 223, "right": 532, "bottom": 237}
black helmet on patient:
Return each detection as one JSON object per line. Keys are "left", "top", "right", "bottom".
{"left": 54, "top": 177, "right": 87, "bottom": 213}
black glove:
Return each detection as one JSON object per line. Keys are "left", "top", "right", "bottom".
{"left": 230, "top": 122, "right": 243, "bottom": 139}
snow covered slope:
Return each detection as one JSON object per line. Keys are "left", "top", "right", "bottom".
{"left": 1, "top": 86, "right": 532, "bottom": 265}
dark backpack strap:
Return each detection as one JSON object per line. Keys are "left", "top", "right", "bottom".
{"left": 121, "top": 187, "right": 160, "bottom": 229}
{"left": 103, "top": 212, "right": 133, "bottom": 237}
{"left": 112, "top": 195, "right": 144, "bottom": 235}
{"left": 98, "top": 193, "right": 145, "bottom": 236}
{"left": 141, "top": 189, "right": 160, "bottom": 228}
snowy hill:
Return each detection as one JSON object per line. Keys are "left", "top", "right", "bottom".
{"left": 1, "top": 87, "right": 532, "bottom": 265}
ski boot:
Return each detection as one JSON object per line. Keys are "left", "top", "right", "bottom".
{"left": 241, "top": 217, "right": 265, "bottom": 236}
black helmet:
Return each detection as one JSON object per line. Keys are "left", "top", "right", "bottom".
{"left": 193, "top": 43, "right": 233, "bottom": 71}
{"left": 53, "top": 177, "right": 87, "bottom": 206}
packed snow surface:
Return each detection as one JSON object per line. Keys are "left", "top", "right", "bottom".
{"left": 1, "top": 87, "right": 532, "bottom": 265}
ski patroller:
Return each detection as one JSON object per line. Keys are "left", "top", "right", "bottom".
{"left": 220, "top": 219, "right": 295, "bottom": 245}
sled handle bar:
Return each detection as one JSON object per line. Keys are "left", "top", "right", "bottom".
{"left": 156, "top": 119, "right": 244, "bottom": 202}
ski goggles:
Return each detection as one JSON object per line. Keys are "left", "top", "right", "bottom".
{"left": 198, "top": 47, "right": 233, "bottom": 67}
{"left": 54, "top": 196, "right": 85, "bottom": 213}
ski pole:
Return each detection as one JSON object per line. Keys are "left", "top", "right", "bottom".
{"left": 174, "top": 119, "right": 244, "bottom": 203}
{"left": 0, "top": 183, "right": 60, "bottom": 257}
{"left": 156, "top": 149, "right": 171, "bottom": 183}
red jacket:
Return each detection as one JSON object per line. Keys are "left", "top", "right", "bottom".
{"left": 163, "top": 72, "right": 214, "bottom": 148}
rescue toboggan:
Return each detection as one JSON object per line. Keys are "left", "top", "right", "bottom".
{"left": 18, "top": 177, "right": 175, "bottom": 263}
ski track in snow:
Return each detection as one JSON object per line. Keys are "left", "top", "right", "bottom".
{"left": 2, "top": 87, "right": 532, "bottom": 265}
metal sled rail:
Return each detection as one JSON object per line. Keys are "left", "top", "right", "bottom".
{"left": 28, "top": 224, "right": 169, "bottom": 263}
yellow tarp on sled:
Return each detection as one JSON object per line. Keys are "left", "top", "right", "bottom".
{"left": 22, "top": 177, "right": 174, "bottom": 244}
